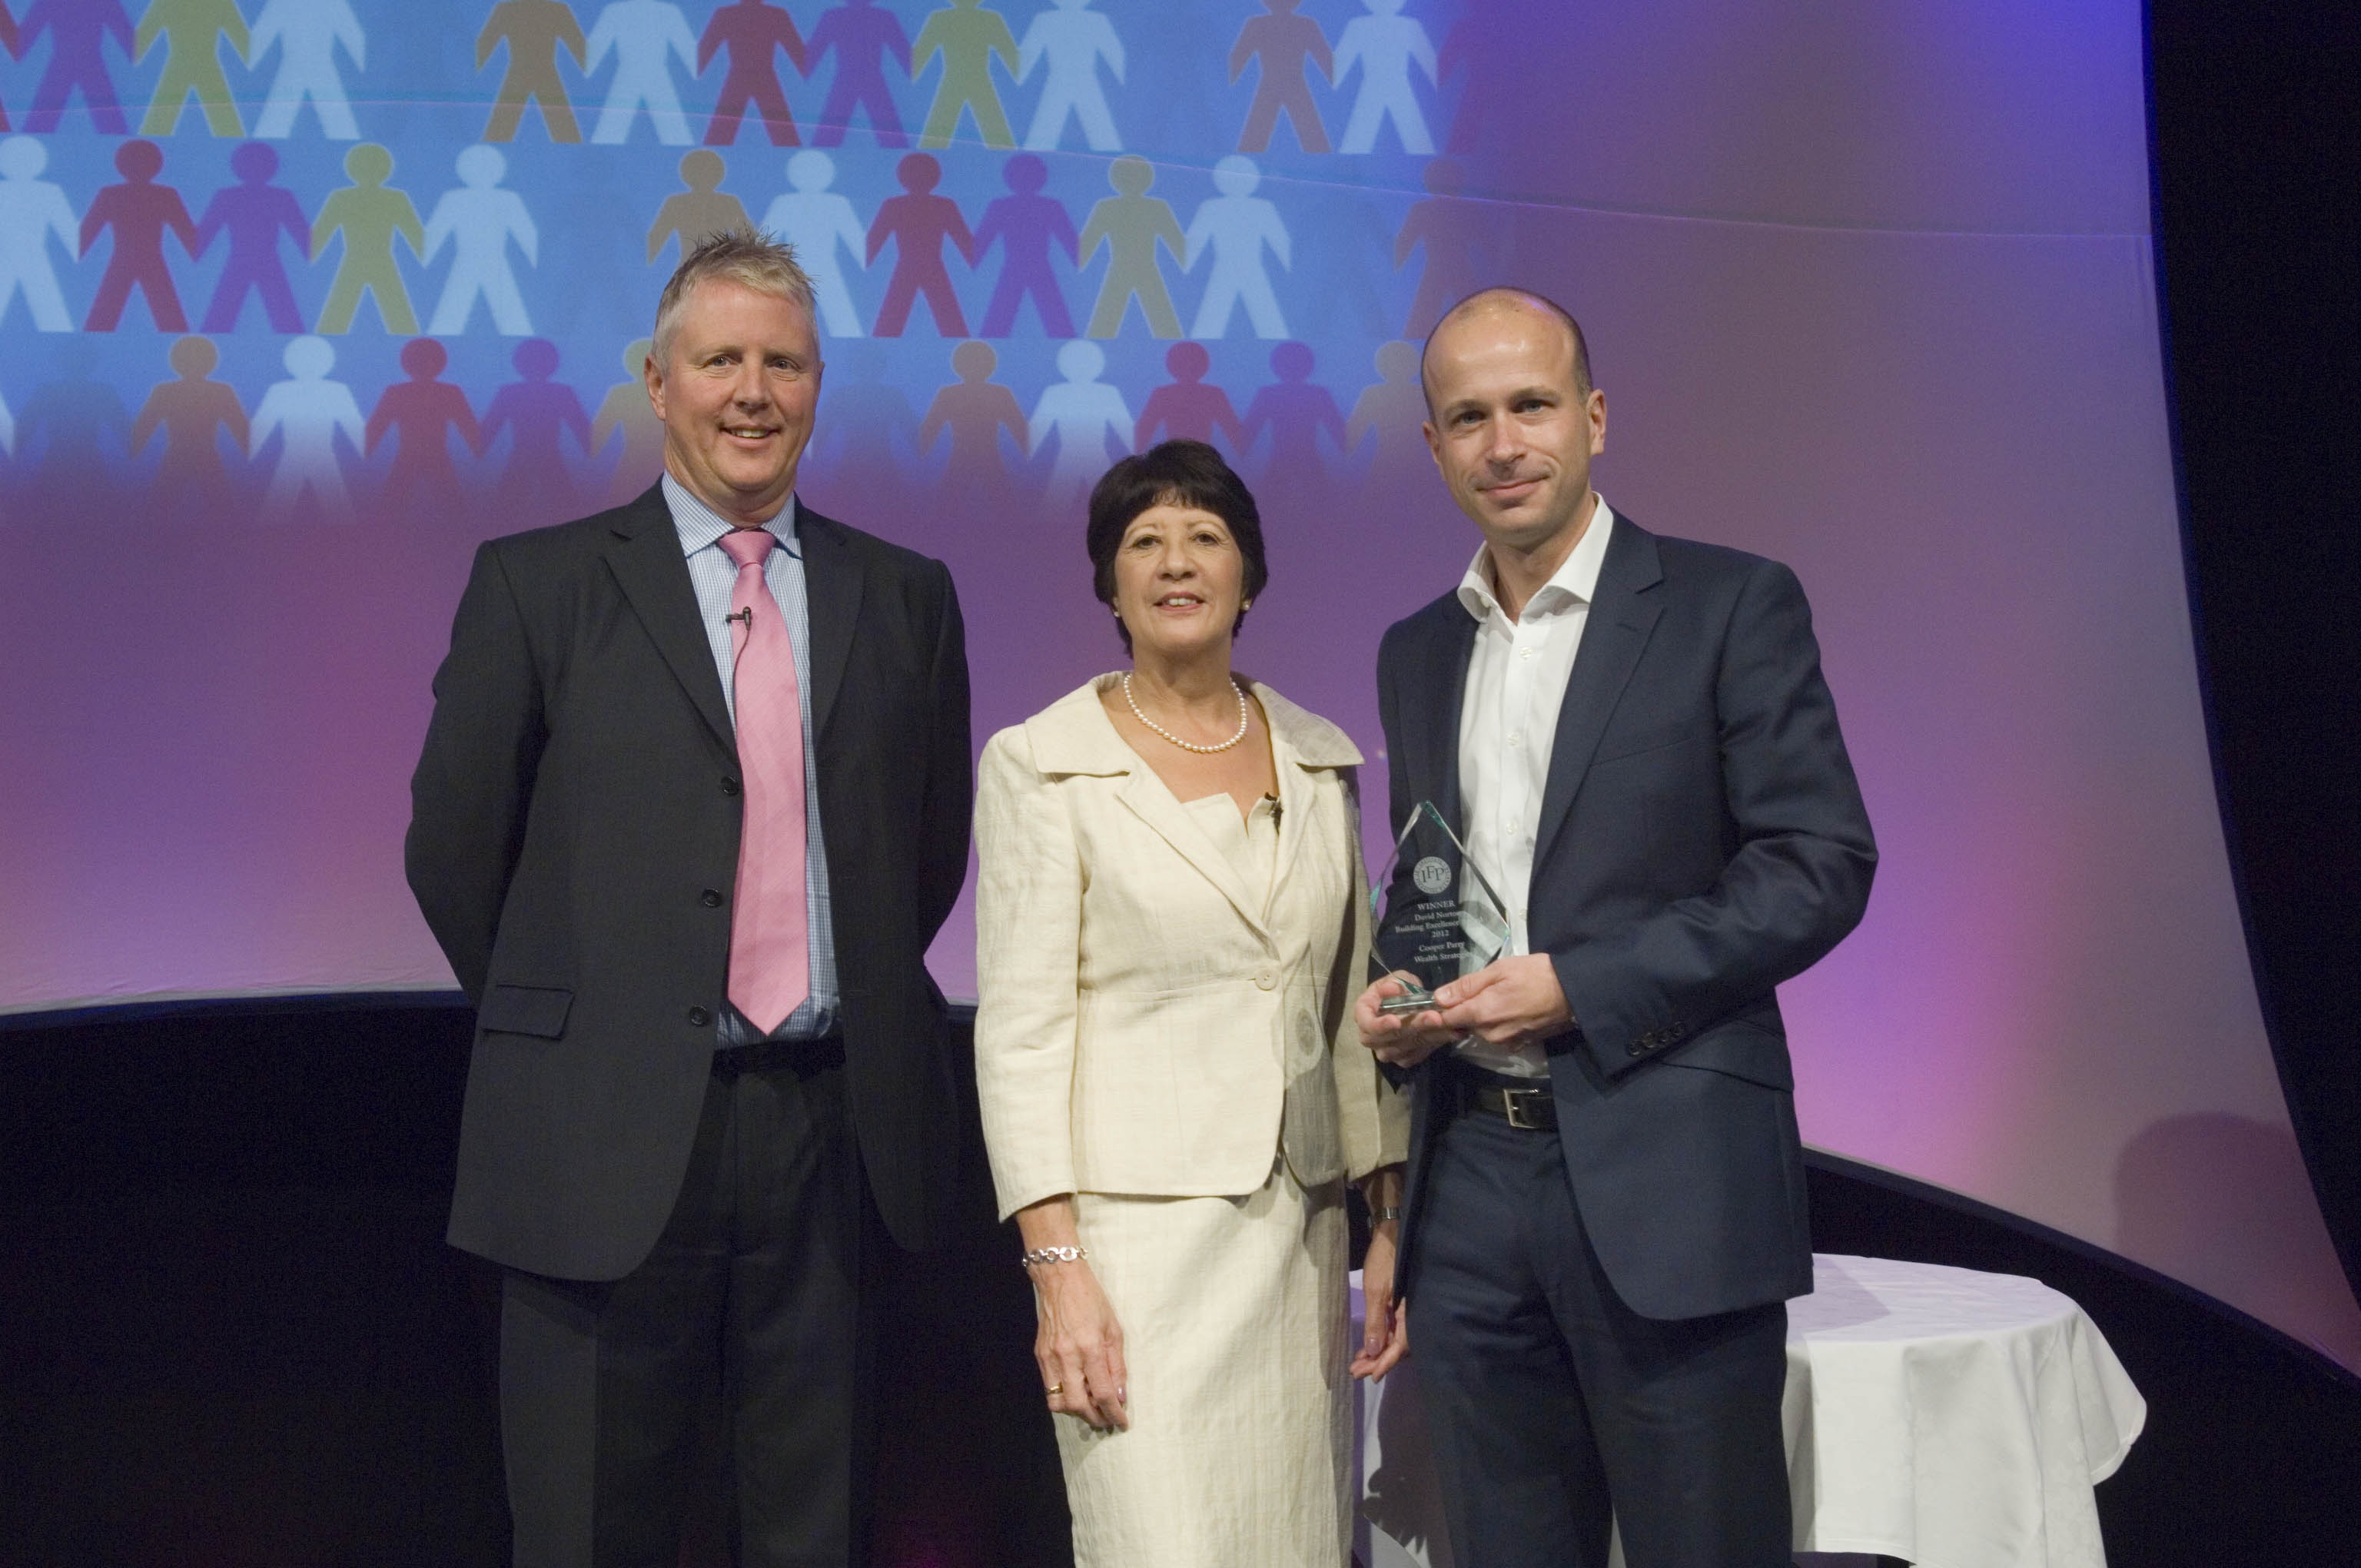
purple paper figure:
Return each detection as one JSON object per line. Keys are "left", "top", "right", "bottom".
{"left": 129, "top": 334, "right": 247, "bottom": 495}
{"left": 20, "top": 0, "right": 136, "bottom": 133}
{"left": 1, "top": 2, "right": 20, "bottom": 131}
{"left": 806, "top": 0, "right": 909, "bottom": 148}
{"left": 367, "top": 337, "right": 483, "bottom": 507}
{"left": 480, "top": 336, "right": 590, "bottom": 513}
{"left": 917, "top": 339, "right": 1025, "bottom": 480}
{"left": 1393, "top": 157, "right": 1480, "bottom": 338}
{"left": 866, "top": 152, "right": 973, "bottom": 337}
{"left": 699, "top": 0, "right": 805, "bottom": 146}
{"left": 80, "top": 139, "right": 198, "bottom": 332}
{"left": 971, "top": 151, "right": 1073, "bottom": 337}
{"left": 194, "top": 141, "right": 310, "bottom": 333}
{"left": 1134, "top": 341, "right": 1245, "bottom": 454}
{"left": 1240, "top": 340, "right": 1344, "bottom": 475}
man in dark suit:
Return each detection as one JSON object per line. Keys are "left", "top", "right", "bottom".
{"left": 1354, "top": 287, "right": 1876, "bottom": 1567}
{"left": 407, "top": 229, "right": 971, "bottom": 1566}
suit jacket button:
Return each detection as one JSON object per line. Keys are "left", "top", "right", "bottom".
{"left": 1254, "top": 969, "right": 1277, "bottom": 990}
{"left": 720, "top": 776, "right": 741, "bottom": 796}
{"left": 699, "top": 889, "right": 724, "bottom": 907}
{"left": 1627, "top": 1041, "right": 1645, "bottom": 1058}
{"left": 687, "top": 1005, "right": 712, "bottom": 1028}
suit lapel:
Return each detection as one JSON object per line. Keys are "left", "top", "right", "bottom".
{"left": 797, "top": 502, "right": 863, "bottom": 742}
{"left": 1531, "top": 519, "right": 1665, "bottom": 875}
{"left": 1114, "top": 769, "right": 1273, "bottom": 941}
{"left": 603, "top": 486, "right": 735, "bottom": 752}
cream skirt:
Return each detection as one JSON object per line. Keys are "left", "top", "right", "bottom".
{"left": 1060, "top": 1161, "right": 1351, "bottom": 1568}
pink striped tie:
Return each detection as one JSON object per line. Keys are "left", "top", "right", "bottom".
{"left": 717, "top": 527, "right": 810, "bottom": 1035}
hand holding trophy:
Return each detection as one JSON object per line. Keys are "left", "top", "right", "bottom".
{"left": 1370, "top": 802, "right": 1512, "bottom": 1015}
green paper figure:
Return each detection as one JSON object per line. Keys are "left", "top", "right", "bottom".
{"left": 1078, "top": 154, "right": 1181, "bottom": 339}
{"left": 311, "top": 142, "right": 425, "bottom": 334}
{"left": 912, "top": 0, "right": 1016, "bottom": 150}
{"left": 135, "top": 0, "right": 248, "bottom": 137}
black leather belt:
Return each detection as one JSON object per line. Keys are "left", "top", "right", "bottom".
{"left": 1454, "top": 1065, "right": 1559, "bottom": 1131}
{"left": 712, "top": 1034, "right": 844, "bottom": 1078}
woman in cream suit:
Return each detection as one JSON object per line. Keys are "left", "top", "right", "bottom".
{"left": 975, "top": 440, "right": 1410, "bottom": 1566}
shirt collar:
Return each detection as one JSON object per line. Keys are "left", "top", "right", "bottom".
{"left": 662, "top": 471, "right": 801, "bottom": 560}
{"left": 1456, "top": 496, "right": 1616, "bottom": 626}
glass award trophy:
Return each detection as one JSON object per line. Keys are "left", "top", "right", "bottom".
{"left": 1369, "top": 801, "right": 1512, "bottom": 1015}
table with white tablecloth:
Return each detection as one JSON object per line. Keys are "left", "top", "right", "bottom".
{"left": 1352, "top": 1254, "right": 2148, "bottom": 1568}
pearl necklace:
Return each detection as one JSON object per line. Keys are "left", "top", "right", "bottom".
{"left": 1123, "top": 672, "right": 1250, "bottom": 754}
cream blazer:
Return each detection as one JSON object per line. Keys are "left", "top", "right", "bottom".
{"left": 974, "top": 676, "right": 1410, "bottom": 1220}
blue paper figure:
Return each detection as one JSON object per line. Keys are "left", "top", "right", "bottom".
{"left": 1184, "top": 154, "right": 1289, "bottom": 340}
{"left": 1018, "top": 0, "right": 1120, "bottom": 151}
{"left": 250, "top": 0, "right": 362, "bottom": 138}
{"left": 817, "top": 339, "right": 921, "bottom": 491}
{"left": 15, "top": 357, "right": 134, "bottom": 476}
{"left": 0, "top": 135, "right": 79, "bottom": 332}
{"left": 481, "top": 336, "right": 590, "bottom": 513}
{"left": 759, "top": 149, "right": 868, "bottom": 337}
{"left": 20, "top": 0, "right": 137, "bottom": 133}
{"left": 423, "top": 144, "right": 538, "bottom": 336}
{"left": 253, "top": 334, "right": 366, "bottom": 520}
{"left": 807, "top": 0, "right": 910, "bottom": 148}
{"left": 972, "top": 151, "right": 1074, "bottom": 337}
{"left": 1029, "top": 337, "right": 1128, "bottom": 509}
{"left": 1334, "top": 0, "right": 1434, "bottom": 155}
{"left": 195, "top": 141, "right": 310, "bottom": 333}
{"left": 585, "top": 0, "right": 699, "bottom": 145}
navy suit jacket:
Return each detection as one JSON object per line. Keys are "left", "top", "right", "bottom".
{"left": 1377, "top": 512, "right": 1875, "bottom": 1321}
{"left": 407, "top": 484, "right": 972, "bottom": 1281}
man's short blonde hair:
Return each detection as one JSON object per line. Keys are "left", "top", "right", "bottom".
{"left": 651, "top": 228, "right": 819, "bottom": 368}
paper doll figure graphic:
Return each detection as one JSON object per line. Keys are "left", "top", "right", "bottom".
{"left": 0, "top": 3, "right": 18, "bottom": 133}
{"left": 81, "top": 140, "right": 199, "bottom": 331}
{"left": 972, "top": 151, "right": 1073, "bottom": 337}
{"left": 1018, "top": 0, "right": 1119, "bottom": 151}
{"left": 1347, "top": 339, "right": 1425, "bottom": 483}
{"left": 131, "top": 335, "right": 247, "bottom": 497}
{"left": 1334, "top": 0, "right": 1434, "bottom": 154}
{"left": 423, "top": 145, "right": 538, "bottom": 336}
{"left": 367, "top": 337, "right": 483, "bottom": 507}
{"left": 759, "top": 150, "right": 867, "bottom": 335}
{"left": 253, "top": 335, "right": 365, "bottom": 520}
{"left": 312, "top": 144, "right": 423, "bottom": 334}
{"left": 590, "top": 335, "right": 663, "bottom": 500}
{"left": 816, "top": 340, "right": 921, "bottom": 495}
{"left": 1134, "top": 341, "right": 1243, "bottom": 453}
{"left": 584, "top": 0, "right": 698, "bottom": 145}
{"left": 913, "top": 0, "right": 1016, "bottom": 150}
{"left": 918, "top": 340, "right": 1025, "bottom": 481}
{"left": 481, "top": 337, "right": 589, "bottom": 515}
{"left": 1394, "top": 157, "right": 1480, "bottom": 337}
{"left": 699, "top": 0, "right": 804, "bottom": 147}
{"left": 194, "top": 141, "right": 308, "bottom": 332}
{"left": 1030, "top": 337, "right": 1128, "bottom": 509}
{"left": 477, "top": 0, "right": 588, "bottom": 143}
{"left": 19, "top": 0, "right": 135, "bottom": 133}
{"left": 15, "top": 352, "right": 134, "bottom": 481}
{"left": 1240, "top": 339, "right": 1343, "bottom": 473}
{"left": 1229, "top": 0, "right": 1329, "bottom": 154}
{"left": 250, "top": 0, "right": 364, "bottom": 139}
{"left": 1184, "top": 154, "right": 1289, "bottom": 340}
{"left": 806, "top": 0, "right": 909, "bottom": 148}
{"left": 866, "top": 152, "right": 973, "bottom": 337}
{"left": 1437, "top": 0, "right": 1496, "bottom": 155}
{"left": 1078, "top": 154, "right": 1181, "bottom": 339}
{"left": 134, "top": 0, "right": 247, "bottom": 137}
{"left": 0, "top": 390, "right": 12, "bottom": 458}
{"left": 0, "top": 136, "right": 79, "bottom": 331}
{"left": 646, "top": 148, "right": 751, "bottom": 262}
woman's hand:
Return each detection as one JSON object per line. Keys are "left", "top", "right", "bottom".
{"left": 1017, "top": 1195, "right": 1129, "bottom": 1430}
{"left": 1352, "top": 1168, "right": 1410, "bottom": 1380}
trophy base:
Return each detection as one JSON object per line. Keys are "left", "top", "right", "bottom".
{"left": 1378, "top": 990, "right": 1440, "bottom": 1018}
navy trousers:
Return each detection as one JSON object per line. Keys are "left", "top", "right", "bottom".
{"left": 1407, "top": 1096, "right": 1792, "bottom": 1568}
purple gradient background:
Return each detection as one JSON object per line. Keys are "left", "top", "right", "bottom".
{"left": 3, "top": 0, "right": 2354, "bottom": 1370}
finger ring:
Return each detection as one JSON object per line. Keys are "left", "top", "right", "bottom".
{"left": 1044, "top": 1383, "right": 1064, "bottom": 1396}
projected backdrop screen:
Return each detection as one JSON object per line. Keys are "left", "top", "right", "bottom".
{"left": 1, "top": 0, "right": 2354, "bottom": 1367}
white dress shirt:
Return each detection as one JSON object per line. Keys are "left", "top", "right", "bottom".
{"left": 1452, "top": 497, "right": 1616, "bottom": 1078}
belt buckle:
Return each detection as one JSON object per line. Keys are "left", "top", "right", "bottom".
{"left": 1501, "top": 1087, "right": 1546, "bottom": 1131}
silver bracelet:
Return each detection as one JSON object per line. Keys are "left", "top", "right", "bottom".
{"left": 1372, "top": 1207, "right": 1403, "bottom": 1224}
{"left": 1021, "top": 1244, "right": 1088, "bottom": 1268}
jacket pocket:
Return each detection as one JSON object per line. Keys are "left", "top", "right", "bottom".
{"left": 1656, "top": 1018, "right": 1792, "bottom": 1091}
{"left": 479, "top": 982, "right": 574, "bottom": 1039}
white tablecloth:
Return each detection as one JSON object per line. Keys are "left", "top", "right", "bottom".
{"left": 1352, "top": 1254, "right": 2147, "bottom": 1568}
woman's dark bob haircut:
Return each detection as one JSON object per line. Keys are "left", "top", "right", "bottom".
{"left": 1086, "top": 439, "right": 1271, "bottom": 652}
